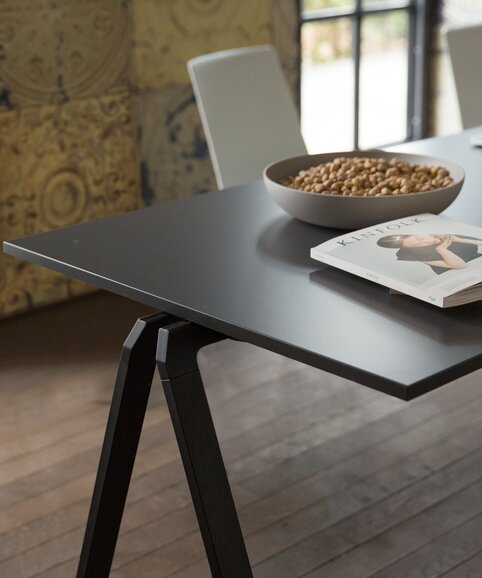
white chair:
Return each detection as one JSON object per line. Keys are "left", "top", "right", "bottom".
{"left": 445, "top": 23, "right": 482, "bottom": 129}
{"left": 188, "top": 45, "right": 307, "bottom": 189}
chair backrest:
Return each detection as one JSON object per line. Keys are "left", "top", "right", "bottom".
{"left": 188, "top": 45, "right": 307, "bottom": 189}
{"left": 445, "top": 23, "right": 482, "bottom": 129}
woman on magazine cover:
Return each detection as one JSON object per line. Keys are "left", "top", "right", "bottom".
{"left": 377, "top": 234, "right": 482, "bottom": 274}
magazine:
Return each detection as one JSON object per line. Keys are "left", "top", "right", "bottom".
{"left": 310, "top": 214, "right": 482, "bottom": 308}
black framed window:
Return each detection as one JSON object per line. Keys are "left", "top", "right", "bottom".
{"left": 299, "top": 0, "right": 435, "bottom": 152}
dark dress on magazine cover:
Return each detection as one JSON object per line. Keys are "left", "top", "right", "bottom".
{"left": 396, "top": 235, "right": 482, "bottom": 274}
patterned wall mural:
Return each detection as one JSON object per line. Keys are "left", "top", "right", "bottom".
{"left": 0, "top": 0, "right": 300, "bottom": 318}
{"left": 0, "top": 0, "right": 132, "bottom": 109}
{"left": 0, "top": 93, "right": 141, "bottom": 314}
{"left": 133, "top": 0, "right": 272, "bottom": 90}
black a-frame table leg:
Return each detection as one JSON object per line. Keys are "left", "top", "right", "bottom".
{"left": 157, "top": 320, "right": 253, "bottom": 578}
{"left": 76, "top": 312, "right": 252, "bottom": 578}
{"left": 76, "top": 312, "right": 175, "bottom": 578}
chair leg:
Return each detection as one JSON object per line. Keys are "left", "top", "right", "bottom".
{"left": 157, "top": 320, "right": 253, "bottom": 578}
{"left": 76, "top": 312, "right": 175, "bottom": 578}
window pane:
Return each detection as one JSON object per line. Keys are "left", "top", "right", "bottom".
{"left": 362, "top": 0, "right": 411, "bottom": 6}
{"left": 303, "top": 0, "right": 354, "bottom": 12}
{"left": 301, "top": 19, "right": 354, "bottom": 152}
{"left": 359, "top": 11, "right": 409, "bottom": 148}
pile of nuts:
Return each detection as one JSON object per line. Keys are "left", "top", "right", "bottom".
{"left": 283, "top": 156, "right": 453, "bottom": 197}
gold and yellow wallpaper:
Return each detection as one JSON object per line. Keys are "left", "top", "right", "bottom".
{"left": 0, "top": 0, "right": 300, "bottom": 318}
{"left": 133, "top": 0, "right": 271, "bottom": 90}
{"left": 0, "top": 0, "right": 132, "bottom": 108}
{"left": 0, "top": 93, "right": 141, "bottom": 314}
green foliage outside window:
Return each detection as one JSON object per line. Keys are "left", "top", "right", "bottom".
{"left": 302, "top": 2, "right": 408, "bottom": 65}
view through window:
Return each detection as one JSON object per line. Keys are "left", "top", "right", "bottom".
{"left": 434, "top": 0, "right": 482, "bottom": 135}
{"left": 300, "top": 0, "right": 431, "bottom": 152}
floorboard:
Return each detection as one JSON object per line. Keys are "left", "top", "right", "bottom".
{"left": 0, "top": 293, "right": 481, "bottom": 578}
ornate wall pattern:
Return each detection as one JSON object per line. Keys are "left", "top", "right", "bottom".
{"left": 0, "top": 0, "right": 132, "bottom": 109}
{"left": 139, "top": 86, "right": 216, "bottom": 204}
{"left": 132, "top": 0, "right": 272, "bottom": 90}
{"left": 0, "top": 93, "right": 141, "bottom": 316}
{"left": 272, "top": 0, "right": 301, "bottom": 103}
{"left": 0, "top": 0, "right": 300, "bottom": 318}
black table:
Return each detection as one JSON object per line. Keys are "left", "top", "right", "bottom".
{"left": 4, "top": 128, "right": 482, "bottom": 578}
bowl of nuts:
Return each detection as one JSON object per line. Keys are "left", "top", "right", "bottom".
{"left": 263, "top": 151, "right": 464, "bottom": 229}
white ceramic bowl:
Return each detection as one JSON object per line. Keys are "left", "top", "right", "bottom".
{"left": 263, "top": 150, "right": 465, "bottom": 229}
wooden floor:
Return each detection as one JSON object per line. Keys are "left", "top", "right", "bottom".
{"left": 1, "top": 293, "right": 481, "bottom": 578}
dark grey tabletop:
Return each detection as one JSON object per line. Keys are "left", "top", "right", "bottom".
{"left": 4, "top": 129, "right": 482, "bottom": 400}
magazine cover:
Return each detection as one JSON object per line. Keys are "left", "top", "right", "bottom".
{"left": 310, "top": 214, "right": 482, "bottom": 306}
